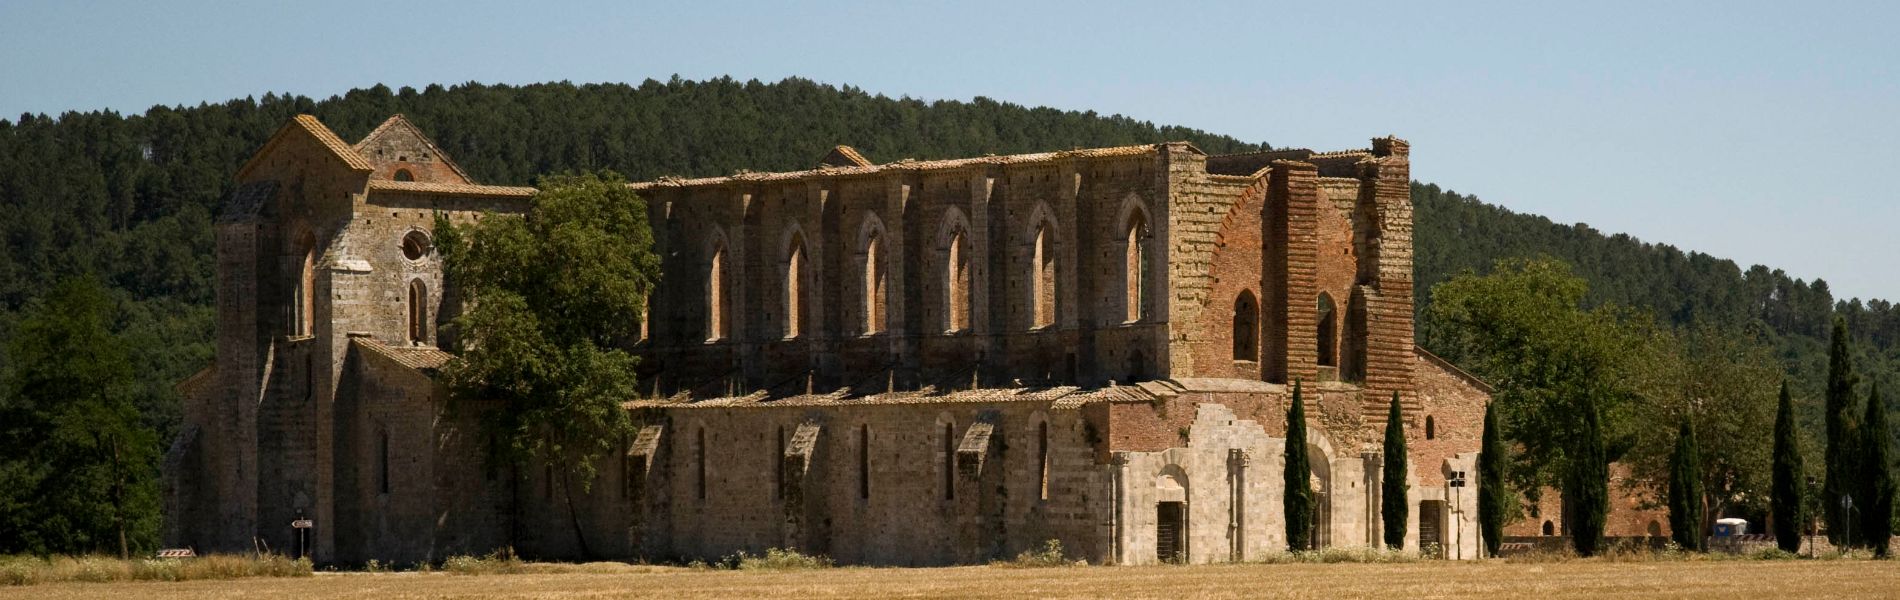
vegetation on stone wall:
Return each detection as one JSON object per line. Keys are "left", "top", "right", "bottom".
{"left": 1, "top": 77, "right": 1896, "bottom": 553}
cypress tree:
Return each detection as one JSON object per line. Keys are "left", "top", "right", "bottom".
{"left": 1824, "top": 317, "right": 1859, "bottom": 546}
{"left": 1667, "top": 417, "right": 1706, "bottom": 551}
{"left": 1284, "top": 381, "right": 1315, "bottom": 552}
{"left": 1860, "top": 382, "right": 1893, "bottom": 556}
{"left": 1381, "top": 391, "right": 1408, "bottom": 550}
{"left": 1563, "top": 395, "right": 1609, "bottom": 556}
{"left": 1772, "top": 381, "right": 1806, "bottom": 553}
{"left": 1478, "top": 400, "right": 1507, "bottom": 557}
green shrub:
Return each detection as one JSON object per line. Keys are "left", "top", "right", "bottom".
{"left": 995, "top": 540, "right": 1071, "bottom": 568}
{"left": 736, "top": 548, "right": 832, "bottom": 571}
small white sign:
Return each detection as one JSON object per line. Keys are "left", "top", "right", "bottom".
{"left": 291, "top": 519, "right": 314, "bottom": 529}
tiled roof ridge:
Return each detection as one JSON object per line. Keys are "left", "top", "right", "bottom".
{"left": 354, "top": 114, "right": 478, "bottom": 183}
{"left": 367, "top": 179, "right": 537, "bottom": 198}
{"left": 632, "top": 143, "right": 1166, "bottom": 190}
{"left": 352, "top": 337, "right": 456, "bottom": 373}
{"left": 234, "top": 115, "right": 373, "bottom": 181}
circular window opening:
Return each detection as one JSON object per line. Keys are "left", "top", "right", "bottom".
{"left": 401, "top": 231, "right": 432, "bottom": 261}
{"left": 393, "top": 168, "right": 415, "bottom": 182}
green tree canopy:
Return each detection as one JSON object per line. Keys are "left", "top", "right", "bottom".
{"left": 436, "top": 171, "right": 661, "bottom": 557}
{"left": 1381, "top": 392, "right": 1408, "bottom": 550}
{"left": 1772, "top": 382, "right": 1807, "bottom": 553}
{"left": 0, "top": 276, "right": 159, "bottom": 557}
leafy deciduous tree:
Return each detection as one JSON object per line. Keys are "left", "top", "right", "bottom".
{"left": 437, "top": 171, "right": 660, "bottom": 558}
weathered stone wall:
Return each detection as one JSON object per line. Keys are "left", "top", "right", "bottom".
{"left": 634, "top": 151, "right": 1173, "bottom": 395}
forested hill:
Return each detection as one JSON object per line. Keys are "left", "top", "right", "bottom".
{"left": 0, "top": 77, "right": 1892, "bottom": 432}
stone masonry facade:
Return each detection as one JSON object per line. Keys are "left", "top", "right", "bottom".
{"left": 164, "top": 115, "right": 1491, "bottom": 566}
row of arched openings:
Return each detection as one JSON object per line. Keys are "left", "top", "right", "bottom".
{"left": 1230, "top": 291, "right": 1346, "bottom": 370}
{"left": 700, "top": 204, "right": 1151, "bottom": 341}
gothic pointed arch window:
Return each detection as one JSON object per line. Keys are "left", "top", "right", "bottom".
{"left": 1030, "top": 221, "right": 1057, "bottom": 329}
{"left": 938, "top": 209, "right": 974, "bottom": 334}
{"left": 785, "top": 232, "right": 808, "bottom": 339}
{"left": 407, "top": 279, "right": 428, "bottom": 345}
{"left": 707, "top": 239, "right": 728, "bottom": 341}
{"left": 1317, "top": 293, "right": 1338, "bottom": 367}
{"left": 1123, "top": 211, "right": 1148, "bottom": 323}
{"left": 946, "top": 230, "right": 971, "bottom": 332}
{"left": 1234, "top": 291, "right": 1259, "bottom": 362}
{"left": 860, "top": 226, "right": 887, "bottom": 335}
{"left": 292, "top": 231, "right": 316, "bottom": 337}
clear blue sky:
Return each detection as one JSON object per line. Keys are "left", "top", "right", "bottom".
{"left": 4, "top": 1, "right": 1895, "bottom": 301}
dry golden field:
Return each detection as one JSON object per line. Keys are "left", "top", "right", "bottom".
{"left": 5, "top": 559, "right": 1899, "bottom": 599}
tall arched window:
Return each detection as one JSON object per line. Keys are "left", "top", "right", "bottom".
{"left": 292, "top": 232, "right": 316, "bottom": 336}
{"left": 858, "top": 424, "right": 872, "bottom": 500}
{"left": 945, "top": 229, "right": 971, "bottom": 333}
{"left": 1317, "top": 293, "right": 1338, "bottom": 367}
{"left": 695, "top": 427, "right": 708, "bottom": 501}
{"left": 1123, "top": 213, "right": 1147, "bottom": 323}
{"left": 707, "top": 243, "right": 727, "bottom": 341}
{"left": 1234, "top": 291, "right": 1259, "bottom": 362}
{"left": 785, "top": 233, "right": 807, "bottom": 339}
{"left": 942, "top": 421, "right": 956, "bottom": 500}
{"left": 378, "top": 430, "right": 391, "bottom": 495}
{"left": 407, "top": 279, "right": 428, "bottom": 345}
{"left": 1037, "top": 421, "right": 1050, "bottom": 500}
{"left": 1031, "top": 223, "right": 1057, "bottom": 329}
{"left": 862, "top": 231, "right": 886, "bottom": 335}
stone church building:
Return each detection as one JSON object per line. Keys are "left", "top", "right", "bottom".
{"left": 164, "top": 114, "right": 1492, "bottom": 566}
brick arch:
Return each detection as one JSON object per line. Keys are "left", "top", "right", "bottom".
{"left": 854, "top": 212, "right": 889, "bottom": 335}
{"left": 704, "top": 226, "right": 731, "bottom": 341}
{"left": 1024, "top": 201, "right": 1060, "bottom": 330}
{"left": 1192, "top": 177, "right": 1270, "bottom": 378}
{"left": 289, "top": 228, "right": 319, "bottom": 337}
{"left": 778, "top": 222, "right": 812, "bottom": 339}
{"left": 1116, "top": 193, "right": 1153, "bottom": 324}
{"left": 934, "top": 206, "right": 974, "bottom": 333}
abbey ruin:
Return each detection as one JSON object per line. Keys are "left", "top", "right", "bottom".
{"left": 164, "top": 114, "right": 1496, "bottom": 565}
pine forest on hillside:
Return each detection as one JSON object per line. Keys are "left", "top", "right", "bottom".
{"left": 0, "top": 76, "right": 1894, "bottom": 552}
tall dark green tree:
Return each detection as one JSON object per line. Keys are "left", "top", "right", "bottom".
{"left": 1824, "top": 317, "right": 1859, "bottom": 546}
{"left": 1563, "top": 395, "right": 1609, "bottom": 557}
{"left": 1667, "top": 418, "right": 1706, "bottom": 551}
{"left": 1478, "top": 400, "right": 1508, "bottom": 557}
{"left": 1381, "top": 392, "right": 1408, "bottom": 550}
{"left": 0, "top": 276, "right": 160, "bottom": 557}
{"left": 1772, "top": 382, "right": 1807, "bottom": 553}
{"left": 1860, "top": 382, "right": 1893, "bottom": 556}
{"left": 437, "top": 171, "right": 661, "bottom": 558}
{"left": 1284, "top": 381, "right": 1315, "bottom": 552}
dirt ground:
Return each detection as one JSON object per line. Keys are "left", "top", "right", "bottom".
{"left": 5, "top": 559, "right": 1898, "bottom": 599}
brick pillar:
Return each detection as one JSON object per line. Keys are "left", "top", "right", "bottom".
{"left": 1360, "top": 138, "right": 1416, "bottom": 416}
{"left": 1268, "top": 160, "right": 1320, "bottom": 384}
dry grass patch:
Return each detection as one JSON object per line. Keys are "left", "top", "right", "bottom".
{"left": 0, "top": 554, "right": 310, "bottom": 586}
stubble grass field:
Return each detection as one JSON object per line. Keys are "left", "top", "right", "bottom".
{"left": 3, "top": 559, "right": 1898, "bottom": 600}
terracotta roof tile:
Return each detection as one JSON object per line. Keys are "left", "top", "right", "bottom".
{"left": 235, "top": 115, "right": 373, "bottom": 181}
{"left": 353, "top": 338, "right": 456, "bottom": 373}
{"left": 631, "top": 143, "right": 1171, "bottom": 191}
{"left": 623, "top": 382, "right": 1163, "bottom": 411}
{"left": 367, "top": 179, "right": 537, "bottom": 198}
